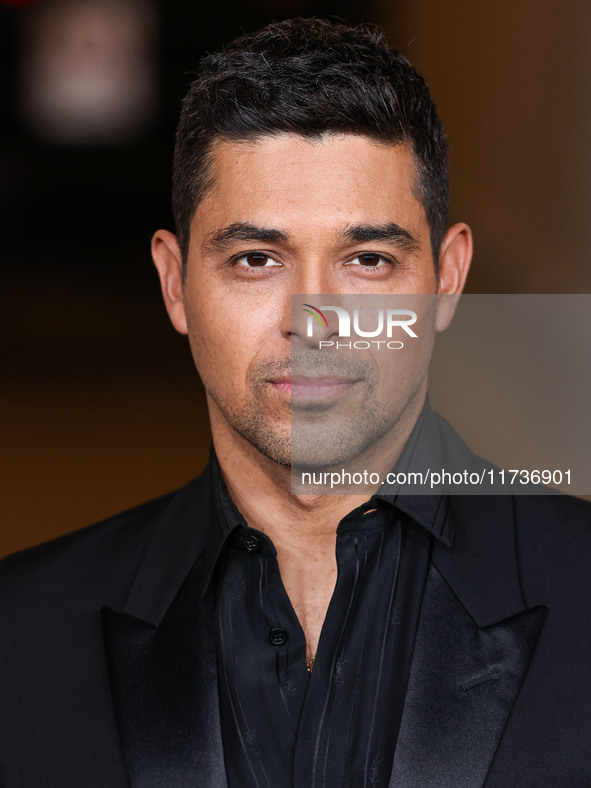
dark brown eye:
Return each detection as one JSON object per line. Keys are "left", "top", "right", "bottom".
{"left": 236, "top": 252, "right": 281, "bottom": 268}
{"left": 358, "top": 254, "right": 381, "bottom": 266}
{"left": 345, "top": 253, "right": 387, "bottom": 268}
{"left": 244, "top": 253, "right": 270, "bottom": 266}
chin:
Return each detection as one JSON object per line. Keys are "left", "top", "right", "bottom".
{"left": 234, "top": 422, "right": 292, "bottom": 468}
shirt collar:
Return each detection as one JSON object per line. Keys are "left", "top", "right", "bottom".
{"left": 202, "top": 398, "right": 453, "bottom": 597}
{"left": 201, "top": 447, "right": 246, "bottom": 596}
{"left": 373, "top": 397, "right": 454, "bottom": 546}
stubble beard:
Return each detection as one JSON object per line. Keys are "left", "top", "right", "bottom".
{"left": 201, "top": 351, "right": 407, "bottom": 470}
{"left": 207, "top": 383, "right": 293, "bottom": 467}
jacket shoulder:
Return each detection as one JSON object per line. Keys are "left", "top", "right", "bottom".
{"left": 514, "top": 493, "right": 591, "bottom": 603}
{"left": 0, "top": 474, "right": 207, "bottom": 611}
{"left": 514, "top": 492, "right": 591, "bottom": 542}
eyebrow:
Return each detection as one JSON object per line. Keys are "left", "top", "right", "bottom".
{"left": 202, "top": 220, "right": 420, "bottom": 255}
{"left": 339, "top": 222, "right": 420, "bottom": 252}
{"left": 202, "top": 222, "right": 289, "bottom": 254}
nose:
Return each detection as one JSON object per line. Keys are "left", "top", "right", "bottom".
{"left": 278, "top": 259, "right": 340, "bottom": 346}
{"left": 281, "top": 296, "right": 350, "bottom": 350}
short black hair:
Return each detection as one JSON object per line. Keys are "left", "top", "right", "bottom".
{"left": 173, "top": 18, "right": 449, "bottom": 269}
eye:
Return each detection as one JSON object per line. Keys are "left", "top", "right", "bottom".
{"left": 344, "top": 253, "right": 390, "bottom": 268}
{"left": 235, "top": 252, "right": 282, "bottom": 268}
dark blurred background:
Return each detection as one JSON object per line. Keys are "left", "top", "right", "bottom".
{"left": 2, "top": 0, "right": 590, "bottom": 556}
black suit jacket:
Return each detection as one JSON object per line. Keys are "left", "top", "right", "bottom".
{"left": 2, "top": 463, "right": 591, "bottom": 786}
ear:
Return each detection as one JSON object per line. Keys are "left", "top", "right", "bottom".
{"left": 435, "top": 222, "right": 473, "bottom": 331}
{"left": 151, "top": 229, "right": 188, "bottom": 335}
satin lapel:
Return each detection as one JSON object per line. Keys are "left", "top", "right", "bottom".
{"left": 389, "top": 492, "right": 547, "bottom": 788}
{"left": 101, "top": 471, "right": 228, "bottom": 788}
{"left": 102, "top": 566, "right": 227, "bottom": 788}
{"left": 389, "top": 564, "right": 546, "bottom": 788}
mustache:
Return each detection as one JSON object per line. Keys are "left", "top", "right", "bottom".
{"left": 251, "top": 348, "right": 374, "bottom": 382}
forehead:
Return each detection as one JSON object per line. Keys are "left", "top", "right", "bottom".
{"left": 191, "top": 133, "right": 427, "bottom": 243}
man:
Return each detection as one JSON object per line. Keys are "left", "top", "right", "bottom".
{"left": 1, "top": 18, "right": 590, "bottom": 788}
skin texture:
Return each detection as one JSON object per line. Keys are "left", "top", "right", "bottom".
{"left": 152, "top": 132, "right": 472, "bottom": 660}
{"left": 288, "top": 290, "right": 440, "bottom": 482}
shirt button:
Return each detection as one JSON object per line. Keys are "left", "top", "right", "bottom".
{"left": 243, "top": 533, "right": 260, "bottom": 552}
{"left": 269, "top": 627, "right": 287, "bottom": 646}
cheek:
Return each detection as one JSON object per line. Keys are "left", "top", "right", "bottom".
{"left": 185, "top": 302, "right": 271, "bottom": 395}
{"left": 372, "top": 310, "right": 436, "bottom": 404}
{"left": 188, "top": 315, "right": 240, "bottom": 381}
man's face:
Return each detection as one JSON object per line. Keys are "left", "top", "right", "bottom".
{"left": 153, "top": 133, "right": 470, "bottom": 468}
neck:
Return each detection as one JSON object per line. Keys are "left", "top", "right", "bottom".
{"left": 208, "top": 388, "right": 426, "bottom": 659}
{"left": 209, "top": 385, "right": 426, "bottom": 547}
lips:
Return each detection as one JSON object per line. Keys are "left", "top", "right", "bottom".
{"left": 268, "top": 375, "right": 361, "bottom": 401}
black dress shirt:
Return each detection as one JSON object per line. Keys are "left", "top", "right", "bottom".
{"left": 203, "top": 444, "right": 452, "bottom": 788}
{"left": 6, "top": 399, "right": 591, "bottom": 785}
